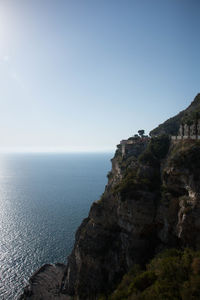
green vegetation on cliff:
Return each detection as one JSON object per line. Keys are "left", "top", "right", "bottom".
{"left": 170, "top": 140, "right": 200, "bottom": 170}
{"left": 139, "top": 134, "right": 170, "bottom": 164}
{"left": 99, "top": 248, "right": 200, "bottom": 300}
{"left": 114, "top": 135, "right": 170, "bottom": 201}
{"left": 99, "top": 137, "right": 200, "bottom": 300}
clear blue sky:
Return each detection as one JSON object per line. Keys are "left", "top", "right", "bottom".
{"left": 0, "top": 0, "right": 199, "bottom": 152}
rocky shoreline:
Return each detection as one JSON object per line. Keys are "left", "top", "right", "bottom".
{"left": 19, "top": 264, "right": 70, "bottom": 300}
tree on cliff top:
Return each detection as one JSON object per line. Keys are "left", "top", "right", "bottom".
{"left": 138, "top": 130, "right": 145, "bottom": 137}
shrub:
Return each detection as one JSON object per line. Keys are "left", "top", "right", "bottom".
{"left": 192, "top": 258, "right": 200, "bottom": 275}
{"left": 108, "top": 248, "right": 200, "bottom": 300}
{"left": 139, "top": 135, "right": 170, "bottom": 166}
{"left": 128, "top": 271, "right": 157, "bottom": 293}
{"left": 148, "top": 135, "right": 170, "bottom": 160}
{"left": 138, "top": 150, "right": 158, "bottom": 166}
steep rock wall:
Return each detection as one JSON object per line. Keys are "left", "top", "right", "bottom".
{"left": 62, "top": 138, "right": 165, "bottom": 299}
{"left": 63, "top": 139, "right": 200, "bottom": 299}
{"left": 21, "top": 138, "right": 200, "bottom": 300}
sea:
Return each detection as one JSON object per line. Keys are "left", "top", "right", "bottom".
{"left": 0, "top": 152, "right": 112, "bottom": 300}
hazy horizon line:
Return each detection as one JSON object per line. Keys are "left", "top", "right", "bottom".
{"left": 0, "top": 147, "right": 115, "bottom": 154}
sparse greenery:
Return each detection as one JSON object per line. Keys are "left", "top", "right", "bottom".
{"left": 181, "top": 111, "right": 200, "bottom": 125}
{"left": 113, "top": 169, "right": 140, "bottom": 201}
{"left": 150, "top": 94, "right": 200, "bottom": 136}
{"left": 98, "top": 248, "right": 200, "bottom": 300}
{"left": 170, "top": 140, "right": 200, "bottom": 170}
{"left": 150, "top": 113, "right": 183, "bottom": 136}
{"left": 114, "top": 165, "right": 160, "bottom": 201}
{"left": 114, "top": 136, "right": 170, "bottom": 201}
{"left": 107, "top": 171, "right": 113, "bottom": 179}
{"left": 139, "top": 135, "right": 170, "bottom": 166}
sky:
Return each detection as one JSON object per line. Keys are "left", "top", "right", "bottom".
{"left": 0, "top": 0, "right": 199, "bottom": 152}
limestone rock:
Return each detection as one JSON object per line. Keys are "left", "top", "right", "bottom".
{"left": 19, "top": 264, "right": 70, "bottom": 300}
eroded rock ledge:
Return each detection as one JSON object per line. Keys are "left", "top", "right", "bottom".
{"left": 19, "top": 263, "right": 71, "bottom": 300}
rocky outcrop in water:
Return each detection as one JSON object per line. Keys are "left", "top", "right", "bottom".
{"left": 19, "top": 264, "right": 69, "bottom": 300}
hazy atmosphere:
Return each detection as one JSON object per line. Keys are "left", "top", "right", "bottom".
{"left": 0, "top": 0, "right": 199, "bottom": 152}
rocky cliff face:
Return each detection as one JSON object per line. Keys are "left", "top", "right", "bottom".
{"left": 62, "top": 139, "right": 159, "bottom": 299}
{"left": 62, "top": 137, "right": 200, "bottom": 300}
{"left": 157, "top": 141, "right": 200, "bottom": 250}
{"left": 21, "top": 95, "right": 200, "bottom": 300}
{"left": 150, "top": 93, "right": 200, "bottom": 136}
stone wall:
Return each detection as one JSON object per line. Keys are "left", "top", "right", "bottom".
{"left": 172, "top": 120, "right": 200, "bottom": 142}
{"left": 171, "top": 135, "right": 200, "bottom": 142}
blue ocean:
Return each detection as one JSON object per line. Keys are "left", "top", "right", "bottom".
{"left": 0, "top": 153, "right": 112, "bottom": 299}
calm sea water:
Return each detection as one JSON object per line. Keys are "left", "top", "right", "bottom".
{"left": 0, "top": 153, "right": 112, "bottom": 300}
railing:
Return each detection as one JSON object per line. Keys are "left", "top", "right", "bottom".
{"left": 171, "top": 135, "right": 200, "bottom": 141}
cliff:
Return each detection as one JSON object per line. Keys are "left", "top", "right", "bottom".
{"left": 150, "top": 93, "right": 200, "bottom": 136}
{"left": 21, "top": 94, "right": 200, "bottom": 300}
